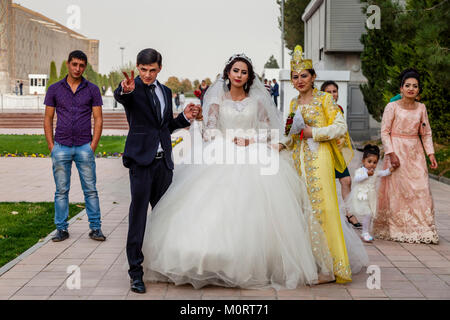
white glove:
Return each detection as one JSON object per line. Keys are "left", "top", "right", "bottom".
{"left": 289, "top": 109, "right": 306, "bottom": 135}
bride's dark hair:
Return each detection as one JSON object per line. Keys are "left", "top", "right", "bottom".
{"left": 222, "top": 57, "right": 255, "bottom": 93}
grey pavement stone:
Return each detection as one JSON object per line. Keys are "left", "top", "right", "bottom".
{"left": 1, "top": 149, "right": 449, "bottom": 300}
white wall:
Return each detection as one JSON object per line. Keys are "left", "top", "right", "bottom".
{"left": 279, "top": 69, "right": 351, "bottom": 120}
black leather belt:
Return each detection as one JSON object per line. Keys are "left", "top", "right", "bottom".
{"left": 155, "top": 151, "right": 164, "bottom": 159}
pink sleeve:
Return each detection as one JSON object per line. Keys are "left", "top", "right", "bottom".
{"left": 420, "top": 104, "right": 434, "bottom": 155}
{"left": 381, "top": 103, "right": 395, "bottom": 154}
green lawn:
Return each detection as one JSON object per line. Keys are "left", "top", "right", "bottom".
{"left": 0, "top": 135, "right": 126, "bottom": 157}
{"left": 0, "top": 202, "right": 84, "bottom": 268}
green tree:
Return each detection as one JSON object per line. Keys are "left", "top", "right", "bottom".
{"left": 264, "top": 55, "right": 280, "bottom": 69}
{"left": 359, "top": 0, "right": 401, "bottom": 121}
{"left": 165, "top": 76, "right": 182, "bottom": 93}
{"left": 108, "top": 70, "right": 122, "bottom": 92}
{"left": 59, "top": 61, "right": 68, "bottom": 80}
{"left": 46, "top": 61, "right": 58, "bottom": 91}
{"left": 193, "top": 79, "right": 200, "bottom": 90}
{"left": 388, "top": 0, "right": 450, "bottom": 144}
{"left": 107, "top": 62, "right": 137, "bottom": 92}
{"left": 360, "top": 0, "right": 450, "bottom": 143}
{"left": 84, "top": 63, "right": 100, "bottom": 87}
{"left": 277, "top": 0, "right": 309, "bottom": 50}
{"left": 181, "top": 78, "right": 193, "bottom": 93}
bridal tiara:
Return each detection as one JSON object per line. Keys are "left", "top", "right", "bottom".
{"left": 226, "top": 53, "right": 253, "bottom": 66}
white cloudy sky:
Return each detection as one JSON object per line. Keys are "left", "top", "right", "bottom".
{"left": 15, "top": 0, "right": 289, "bottom": 83}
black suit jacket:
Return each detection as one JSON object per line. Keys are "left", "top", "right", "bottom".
{"left": 114, "top": 77, "right": 190, "bottom": 170}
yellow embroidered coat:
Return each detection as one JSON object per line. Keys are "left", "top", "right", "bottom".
{"left": 283, "top": 89, "right": 353, "bottom": 283}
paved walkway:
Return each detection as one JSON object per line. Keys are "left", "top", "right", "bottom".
{"left": 0, "top": 151, "right": 449, "bottom": 300}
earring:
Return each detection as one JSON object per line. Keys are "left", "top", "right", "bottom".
{"left": 226, "top": 79, "right": 230, "bottom": 85}
{"left": 244, "top": 83, "right": 248, "bottom": 91}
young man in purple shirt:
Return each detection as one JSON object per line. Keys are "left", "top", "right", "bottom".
{"left": 44, "top": 50, "right": 106, "bottom": 242}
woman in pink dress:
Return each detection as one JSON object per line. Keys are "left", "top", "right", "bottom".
{"left": 373, "top": 69, "right": 439, "bottom": 244}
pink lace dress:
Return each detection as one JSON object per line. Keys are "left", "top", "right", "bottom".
{"left": 373, "top": 101, "right": 438, "bottom": 244}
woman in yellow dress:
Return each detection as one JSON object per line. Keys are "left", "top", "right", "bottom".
{"left": 280, "top": 46, "right": 354, "bottom": 283}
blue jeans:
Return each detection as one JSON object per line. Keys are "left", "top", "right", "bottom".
{"left": 51, "top": 142, "right": 101, "bottom": 231}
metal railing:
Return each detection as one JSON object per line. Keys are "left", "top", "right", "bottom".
{"left": 0, "top": 95, "right": 201, "bottom": 112}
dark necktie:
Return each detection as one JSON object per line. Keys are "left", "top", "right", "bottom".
{"left": 149, "top": 84, "right": 162, "bottom": 123}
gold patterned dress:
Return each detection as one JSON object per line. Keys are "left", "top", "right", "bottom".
{"left": 373, "top": 101, "right": 438, "bottom": 244}
{"left": 283, "top": 88, "right": 353, "bottom": 283}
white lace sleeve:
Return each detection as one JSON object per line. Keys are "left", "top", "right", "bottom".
{"left": 376, "top": 168, "right": 392, "bottom": 177}
{"left": 202, "top": 103, "right": 219, "bottom": 141}
{"left": 353, "top": 167, "right": 369, "bottom": 183}
{"left": 253, "top": 100, "right": 272, "bottom": 143}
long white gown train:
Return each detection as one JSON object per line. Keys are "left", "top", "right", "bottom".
{"left": 141, "top": 91, "right": 335, "bottom": 290}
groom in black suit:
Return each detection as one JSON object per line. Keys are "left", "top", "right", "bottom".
{"left": 114, "top": 48, "right": 199, "bottom": 293}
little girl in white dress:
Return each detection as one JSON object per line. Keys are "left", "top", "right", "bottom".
{"left": 346, "top": 144, "right": 395, "bottom": 242}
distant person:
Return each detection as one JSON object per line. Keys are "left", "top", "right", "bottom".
{"left": 179, "top": 91, "right": 186, "bottom": 110}
{"left": 272, "top": 79, "right": 279, "bottom": 107}
{"left": 321, "top": 80, "right": 362, "bottom": 229}
{"left": 43, "top": 50, "right": 106, "bottom": 243}
{"left": 14, "top": 81, "right": 19, "bottom": 95}
{"left": 174, "top": 92, "right": 180, "bottom": 111}
{"left": 19, "top": 81, "right": 24, "bottom": 95}
{"left": 263, "top": 79, "right": 271, "bottom": 94}
{"left": 101, "top": 85, "right": 106, "bottom": 95}
{"left": 199, "top": 80, "right": 209, "bottom": 106}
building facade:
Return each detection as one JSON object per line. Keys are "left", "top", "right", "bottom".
{"left": 0, "top": 0, "right": 99, "bottom": 94}
{"left": 302, "top": 0, "right": 376, "bottom": 140}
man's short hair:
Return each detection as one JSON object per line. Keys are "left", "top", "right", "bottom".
{"left": 68, "top": 50, "right": 88, "bottom": 65}
{"left": 137, "top": 48, "right": 162, "bottom": 67}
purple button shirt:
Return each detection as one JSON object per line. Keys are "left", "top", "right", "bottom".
{"left": 44, "top": 76, "right": 103, "bottom": 146}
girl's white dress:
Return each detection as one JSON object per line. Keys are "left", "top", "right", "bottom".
{"left": 346, "top": 166, "right": 392, "bottom": 218}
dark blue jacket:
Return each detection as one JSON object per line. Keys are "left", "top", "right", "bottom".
{"left": 272, "top": 83, "right": 279, "bottom": 97}
{"left": 114, "top": 77, "right": 190, "bottom": 169}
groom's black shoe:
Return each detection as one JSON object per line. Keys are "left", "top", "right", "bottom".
{"left": 130, "top": 278, "right": 146, "bottom": 294}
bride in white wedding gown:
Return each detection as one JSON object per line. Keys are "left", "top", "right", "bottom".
{"left": 141, "top": 54, "right": 338, "bottom": 289}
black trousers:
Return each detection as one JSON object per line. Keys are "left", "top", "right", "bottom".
{"left": 126, "top": 158, "right": 173, "bottom": 280}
